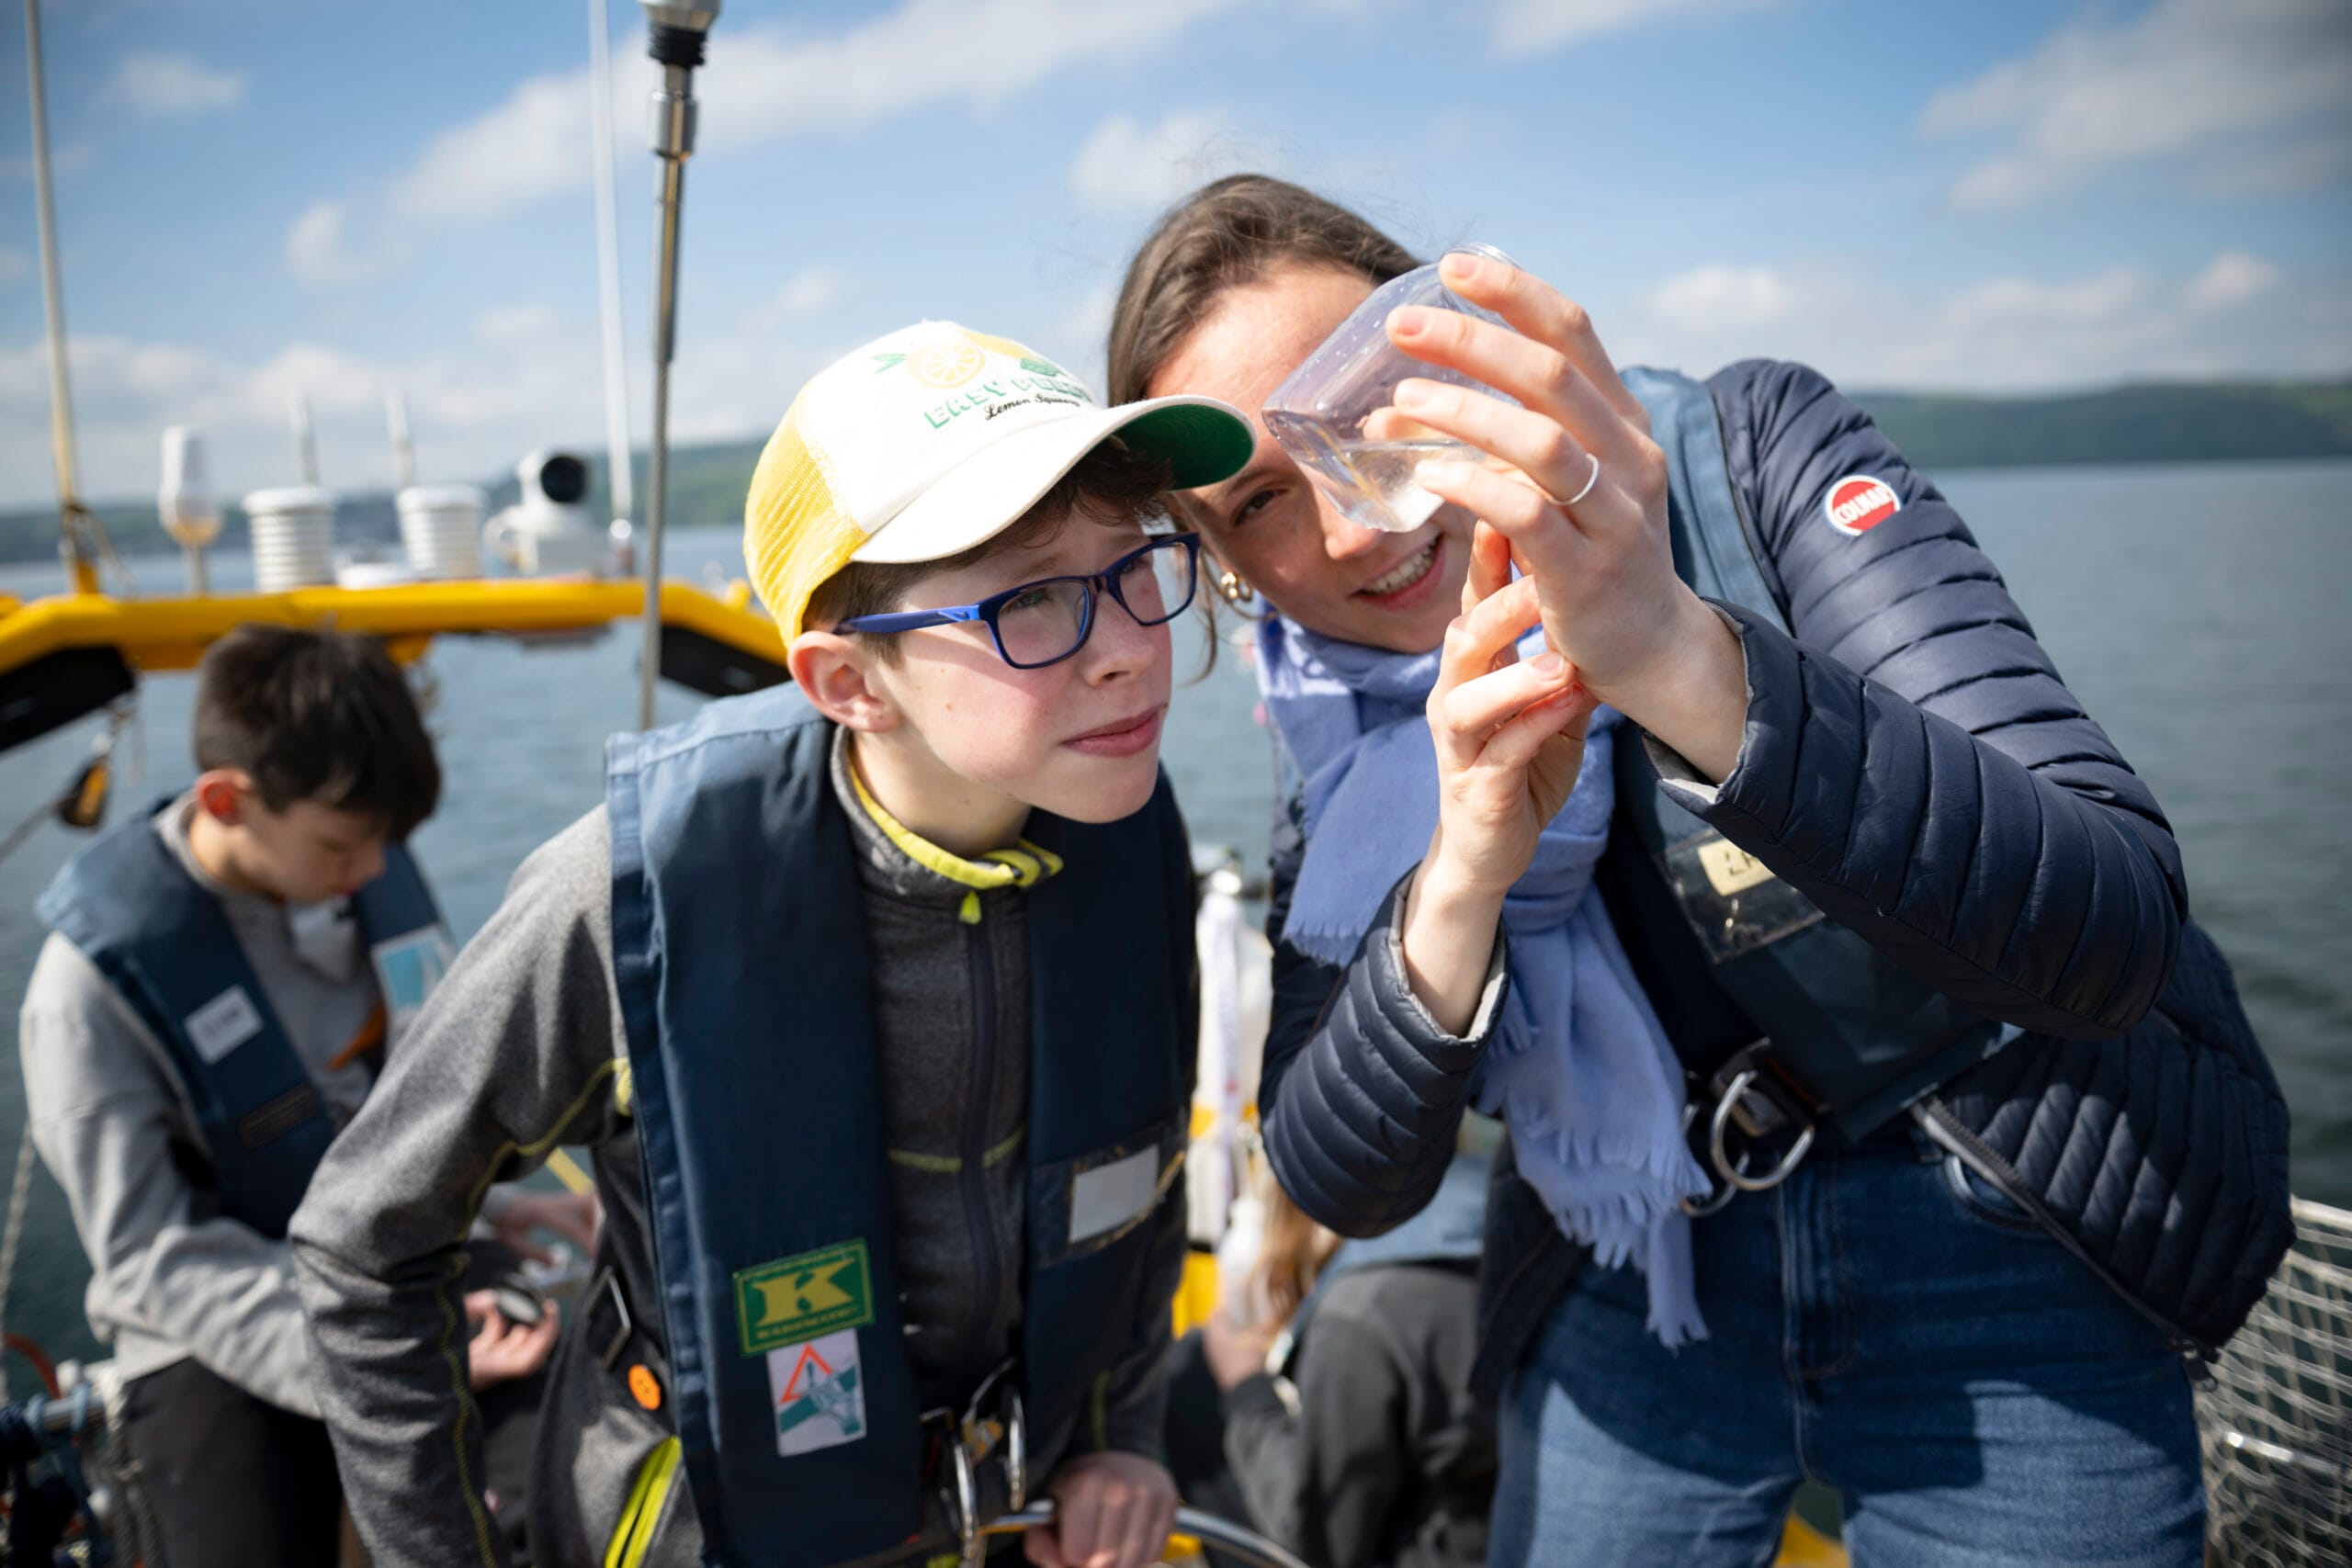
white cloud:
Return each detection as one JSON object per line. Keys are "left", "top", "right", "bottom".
{"left": 740, "top": 265, "right": 848, "bottom": 333}
{"left": 368, "top": 0, "right": 1249, "bottom": 233}
{"left": 1612, "top": 252, "right": 2352, "bottom": 391}
{"left": 389, "top": 66, "right": 618, "bottom": 225}
{"left": 1493, "top": 0, "right": 1780, "bottom": 52}
{"left": 100, "top": 52, "right": 247, "bottom": 117}
{"left": 1069, "top": 110, "right": 1272, "bottom": 214}
{"left": 0, "top": 302, "right": 845, "bottom": 510}
{"left": 2185, "top": 250, "right": 2281, "bottom": 311}
{"left": 474, "top": 303, "right": 563, "bottom": 344}
{"left": 1921, "top": 0, "right": 2352, "bottom": 209}
{"left": 1645, "top": 264, "right": 1791, "bottom": 333}
{"left": 285, "top": 201, "right": 398, "bottom": 288}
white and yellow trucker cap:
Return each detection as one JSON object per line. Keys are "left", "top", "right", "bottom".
{"left": 744, "top": 321, "right": 1255, "bottom": 642}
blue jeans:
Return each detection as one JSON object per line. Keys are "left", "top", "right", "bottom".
{"left": 1488, "top": 1128, "right": 2205, "bottom": 1566}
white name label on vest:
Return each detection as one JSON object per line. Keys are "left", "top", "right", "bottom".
{"left": 769, "top": 1328, "right": 867, "bottom": 1457}
{"left": 1069, "top": 1145, "right": 1159, "bottom": 1246}
{"left": 186, "top": 986, "right": 264, "bottom": 1065}
{"left": 370, "top": 927, "right": 456, "bottom": 1042}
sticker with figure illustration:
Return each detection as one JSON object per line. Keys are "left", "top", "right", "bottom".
{"left": 769, "top": 1328, "right": 866, "bottom": 1456}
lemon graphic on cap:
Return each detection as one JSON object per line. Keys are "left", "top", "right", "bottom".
{"left": 910, "top": 337, "right": 986, "bottom": 389}
{"left": 959, "top": 329, "right": 1035, "bottom": 359}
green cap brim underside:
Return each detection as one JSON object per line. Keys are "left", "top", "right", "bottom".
{"left": 1114, "top": 403, "right": 1258, "bottom": 491}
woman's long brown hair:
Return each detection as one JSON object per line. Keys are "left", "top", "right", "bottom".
{"left": 1105, "top": 173, "right": 1420, "bottom": 409}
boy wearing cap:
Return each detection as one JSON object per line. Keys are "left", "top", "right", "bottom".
{"left": 289, "top": 321, "right": 1256, "bottom": 1568}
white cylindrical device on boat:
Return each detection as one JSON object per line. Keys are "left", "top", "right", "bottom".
{"left": 397, "top": 484, "right": 486, "bottom": 580}
{"left": 160, "top": 426, "right": 223, "bottom": 593}
{"left": 243, "top": 484, "right": 338, "bottom": 592}
{"left": 158, "top": 427, "right": 221, "bottom": 549}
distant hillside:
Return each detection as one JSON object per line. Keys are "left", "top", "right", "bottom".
{"left": 5, "top": 379, "right": 2348, "bottom": 567}
{"left": 1853, "top": 379, "right": 2352, "bottom": 471}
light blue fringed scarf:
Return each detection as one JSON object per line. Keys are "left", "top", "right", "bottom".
{"left": 1256, "top": 613, "right": 1713, "bottom": 1347}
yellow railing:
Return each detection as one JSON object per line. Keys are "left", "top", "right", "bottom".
{"left": 0, "top": 578, "right": 777, "bottom": 676}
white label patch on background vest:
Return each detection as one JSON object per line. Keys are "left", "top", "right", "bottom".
{"left": 768, "top": 1328, "right": 866, "bottom": 1457}
{"left": 370, "top": 927, "right": 456, "bottom": 1040}
{"left": 1823, "top": 474, "right": 1901, "bottom": 536}
{"left": 1069, "top": 1145, "right": 1159, "bottom": 1244}
{"left": 185, "top": 986, "right": 264, "bottom": 1064}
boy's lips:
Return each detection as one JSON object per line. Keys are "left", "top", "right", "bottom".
{"left": 1065, "top": 706, "right": 1164, "bottom": 758}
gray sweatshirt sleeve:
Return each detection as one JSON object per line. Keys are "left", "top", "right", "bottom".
{"left": 17, "top": 934, "right": 322, "bottom": 1416}
{"left": 289, "top": 808, "right": 628, "bottom": 1568}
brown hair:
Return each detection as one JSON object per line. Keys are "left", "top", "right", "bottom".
{"left": 192, "top": 624, "right": 441, "bottom": 840}
{"left": 803, "top": 437, "right": 1173, "bottom": 660}
{"left": 1106, "top": 174, "right": 1421, "bottom": 408}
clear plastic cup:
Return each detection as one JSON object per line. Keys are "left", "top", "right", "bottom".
{"left": 1262, "top": 243, "right": 1521, "bottom": 532}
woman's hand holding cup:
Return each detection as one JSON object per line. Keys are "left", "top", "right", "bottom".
{"left": 1375, "top": 251, "right": 1747, "bottom": 782}
{"left": 1400, "top": 522, "right": 1598, "bottom": 1036}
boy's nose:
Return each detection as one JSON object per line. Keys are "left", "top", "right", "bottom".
{"left": 1081, "top": 592, "right": 1160, "bottom": 681}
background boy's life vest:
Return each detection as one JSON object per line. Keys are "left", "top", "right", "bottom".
{"left": 39, "top": 802, "right": 447, "bottom": 1240}
{"left": 606, "top": 690, "right": 1193, "bottom": 1563}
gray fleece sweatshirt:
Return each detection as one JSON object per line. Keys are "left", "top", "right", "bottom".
{"left": 290, "top": 729, "right": 1182, "bottom": 1567}
{"left": 17, "top": 795, "right": 392, "bottom": 1416}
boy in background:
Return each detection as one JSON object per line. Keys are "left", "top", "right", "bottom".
{"left": 21, "top": 625, "right": 582, "bottom": 1565}
{"left": 291, "top": 321, "right": 1256, "bottom": 1568}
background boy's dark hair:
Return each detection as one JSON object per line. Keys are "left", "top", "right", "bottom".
{"left": 804, "top": 437, "right": 1175, "bottom": 660}
{"left": 192, "top": 625, "right": 442, "bottom": 840}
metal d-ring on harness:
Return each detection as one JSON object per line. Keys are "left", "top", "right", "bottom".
{"left": 928, "top": 1360, "right": 1029, "bottom": 1566}
{"left": 1679, "top": 1041, "right": 1818, "bottom": 1216}
{"left": 928, "top": 1364, "right": 1311, "bottom": 1568}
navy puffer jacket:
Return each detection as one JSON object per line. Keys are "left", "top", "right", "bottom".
{"left": 1255, "top": 360, "right": 2292, "bottom": 1382}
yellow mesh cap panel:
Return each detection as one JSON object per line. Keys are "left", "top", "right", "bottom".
{"left": 743, "top": 393, "right": 869, "bottom": 644}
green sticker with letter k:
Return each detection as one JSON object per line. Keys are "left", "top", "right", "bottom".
{"left": 734, "top": 1240, "right": 875, "bottom": 1355}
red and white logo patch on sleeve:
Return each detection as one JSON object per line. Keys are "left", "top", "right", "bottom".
{"left": 1823, "top": 474, "right": 1901, "bottom": 536}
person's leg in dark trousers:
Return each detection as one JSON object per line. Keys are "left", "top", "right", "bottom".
{"left": 119, "top": 1358, "right": 342, "bottom": 1568}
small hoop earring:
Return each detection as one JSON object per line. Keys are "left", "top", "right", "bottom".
{"left": 1216, "top": 569, "right": 1256, "bottom": 607}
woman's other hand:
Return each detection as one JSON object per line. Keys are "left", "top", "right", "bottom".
{"left": 1402, "top": 522, "right": 1599, "bottom": 1034}
{"left": 1378, "top": 251, "right": 1746, "bottom": 782}
{"left": 1202, "top": 1308, "right": 1283, "bottom": 1391}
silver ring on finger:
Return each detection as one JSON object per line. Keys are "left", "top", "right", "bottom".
{"left": 1547, "top": 452, "right": 1601, "bottom": 509}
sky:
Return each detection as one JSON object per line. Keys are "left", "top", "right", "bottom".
{"left": 2, "top": 0, "right": 2348, "bottom": 511}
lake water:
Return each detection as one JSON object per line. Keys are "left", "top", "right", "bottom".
{"left": 0, "top": 458, "right": 2345, "bottom": 1369}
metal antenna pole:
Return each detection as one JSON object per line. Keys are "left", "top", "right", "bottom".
{"left": 589, "top": 0, "right": 637, "bottom": 560}
{"left": 22, "top": 0, "right": 93, "bottom": 593}
{"left": 387, "top": 389, "right": 417, "bottom": 489}
{"left": 636, "top": 2, "right": 718, "bottom": 731}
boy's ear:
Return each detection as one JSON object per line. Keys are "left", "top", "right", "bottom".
{"left": 786, "top": 632, "right": 900, "bottom": 733}
{"left": 193, "top": 769, "right": 250, "bottom": 825}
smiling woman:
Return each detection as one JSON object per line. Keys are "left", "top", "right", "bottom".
{"left": 1110, "top": 173, "right": 2293, "bottom": 1568}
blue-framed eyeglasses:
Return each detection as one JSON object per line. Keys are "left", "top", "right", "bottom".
{"left": 836, "top": 533, "right": 1203, "bottom": 670}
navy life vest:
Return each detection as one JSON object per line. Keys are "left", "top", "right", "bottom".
{"left": 1614, "top": 369, "right": 2013, "bottom": 1137}
{"left": 607, "top": 688, "right": 1192, "bottom": 1565}
{"left": 38, "top": 801, "right": 448, "bottom": 1240}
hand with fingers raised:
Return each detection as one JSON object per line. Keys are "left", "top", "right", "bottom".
{"left": 1398, "top": 521, "right": 1600, "bottom": 1037}
{"left": 1373, "top": 249, "right": 1748, "bottom": 784}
